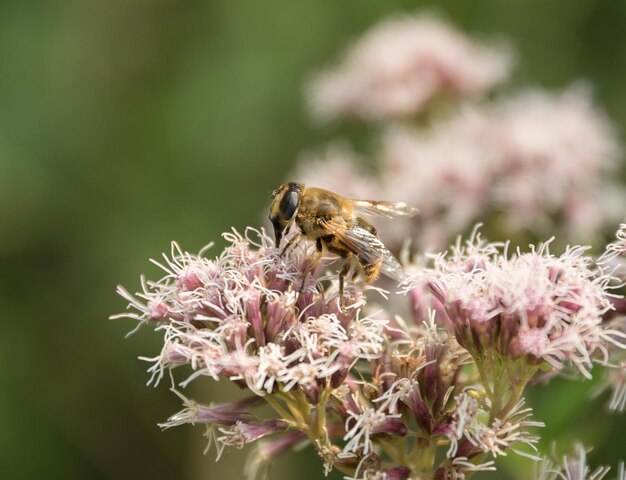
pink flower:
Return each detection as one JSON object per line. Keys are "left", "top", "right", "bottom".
{"left": 415, "top": 229, "right": 626, "bottom": 378}
{"left": 379, "top": 120, "right": 494, "bottom": 250}
{"left": 376, "top": 86, "right": 622, "bottom": 249}
{"left": 308, "top": 13, "right": 511, "bottom": 121}
{"left": 216, "top": 419, "right": 289, "bottom": 459}
{"left": 160, "top": 393, "right": 263, "bottom": 428}
{"left": 485, "top": 86, "right": 621, "bottom": 233}
{"left": 289, "top": 144, "right": 379, "bottom": 200}
{"left": 113, "top": 228, "right": 384, "bottom": 396}
{"left": 343, "top": 408, "right": 405, "bottom": 455}
{"left": 600, "top": 223, "right": 626, "bottom": 279}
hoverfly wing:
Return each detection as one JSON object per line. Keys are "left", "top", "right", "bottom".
{"left": 322, "top": 219, "right": 406, "bottom": 282}
{"left": 352, "top": 200, "right": 418, "bottom": 219}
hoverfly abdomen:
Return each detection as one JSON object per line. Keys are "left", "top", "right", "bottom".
{"left": 360, "top": 258, "right": 383, "bottom": 283}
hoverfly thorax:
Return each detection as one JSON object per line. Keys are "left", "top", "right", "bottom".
{"left": 269, "top": 182, "right": 304, "bottom": 247}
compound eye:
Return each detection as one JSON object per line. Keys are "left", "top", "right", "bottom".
{"left": 279, "top": 191, "right": 299, "bottom": 221}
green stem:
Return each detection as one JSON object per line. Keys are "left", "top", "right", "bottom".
{"left": 315, "top": 387, "right": 331, "bottom": 441}
{"left": 474, "top": 355, "right": 495, "bottom": 401}
{"left": 409, "top": 436, "right": 437, "bottom": 474}
{"left": 278, "top": 392, "right": 308, "bottom": 427}
{"left": 377, "top": 437, "right": 406, "bottom": 467}
{"left": 497, "top": 365, "right": 539, "bottom": 419}
{"left": 264, "top": 395, "right": 299, "bottom": 427}
{"left": 488, "top": 364, "right": 507, "bottom": 423}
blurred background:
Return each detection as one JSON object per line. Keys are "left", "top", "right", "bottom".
{"left": 1, "top": 0, "right": 625, "bottom": 479}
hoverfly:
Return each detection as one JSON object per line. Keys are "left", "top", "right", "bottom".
{"left": 269, "top": 182, "right": 417, "bottom": 299}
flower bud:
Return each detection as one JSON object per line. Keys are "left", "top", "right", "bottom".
{"left": 244, "top": 288, "right": 265, "bottom": 347}
{"left": 264, "top": 293, "right": 297, "bottom": 342}
{"left": 385, "top": 466, "right": 412, "bottom": 480}
{"left": 372, "top": 418, "right": 408, "bottom": 438}
{"left": 407, "top": 386, "right": 433, "bottom": 434}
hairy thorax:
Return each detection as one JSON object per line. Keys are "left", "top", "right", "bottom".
{"left": 296, "top": 187, "right": 353, "bottom": 240}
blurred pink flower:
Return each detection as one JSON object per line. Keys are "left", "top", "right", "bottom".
{"left": 308, "top": 13, "right": 511, "bottom": 121}
{"left": 377, "top": 86, "right": 622, "bottom": 249}
{"left": 487, "top": 86, "right": 621, "bottom": 231}
{"left": 380, "top": 116, "right": 494, "bottom": 250}
{"left": 290, "top": 144, "right": 379, "bottom": 199}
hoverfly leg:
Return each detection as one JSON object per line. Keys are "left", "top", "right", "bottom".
{"left": 338, "top": 274, "right": 344, "bottom": 308}
{"left": 279, "top": 234, "right": 298, "bottom": 257}
{"left": 338, "top": 256, "right": 353, "bottom": 313}
{"left": 299, "top": 249, "right": 323, "bottom": 293}
{"left": 351, "top": 268, "right": 360, "bottom": 281}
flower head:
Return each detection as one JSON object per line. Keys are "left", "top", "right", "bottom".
{"left": 308, "top": 13, "right": 511, "bottom": 121}
{"left": 375, "top": 86, "right": 622, "bottom": 249}
{"left": 216, "top": 419, "right": 289, "bottom": 459}
{"left": 410, "top": 229, "right": 626, "bottom": 378}
{"left": 113, "top": 228, "right": 385, "bottom": 397}
{"left": 343, "top": 407, "right": 406, "bottom": 455}
{"left": 159, "top": 391, "right": 263, "bottom": 429}
{"left": 290, "top": 144, "right": 379, "bottom": 201}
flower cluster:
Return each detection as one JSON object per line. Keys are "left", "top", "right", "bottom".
{"left": 113, "top": 229, "right": 387, "bottom": 401}
{"left": 298, "top": 13, "right": 623, "bottom": 251}
{"left": 297, "top": 87, "right": 622, "bottom": 252}
{"left": 113, "top": 229, "right": 398, "bottom": 476}
{"left": 308, "top": 13, "right": 510, "bottom": 121}
{"left": 409, "top": 229, "right": 626, "bottom": 380}
{"left": 380, "top": 87, "right": 621, "bottom": 248}
{"left": 114, "top": 228, "right": 558, "bottom": 479}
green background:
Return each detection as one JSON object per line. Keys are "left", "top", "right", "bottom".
{"left": 1, "top": 1, "right": 625, "bottom": 479}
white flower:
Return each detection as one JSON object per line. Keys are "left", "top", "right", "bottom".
{"left": 254, "top": 343, "right": 289, "bottom": 394}
{"left": 278, "top": 357, "right": 337, "bottom": 391}
{"left": 343, "top": 408, "right": 400, "bottom": 455}
{"left": 372, "top": 378, "right": 417, "bottom": 414}
{"left": 465, "top": 399, "right": 544, "bottom": 460}
{"left": 534, "top": 443, "right": 624, "bottom": 480}
{"left": 599, "top": 223, "right": 626, "bottom": 279}
{"left": 448, "top": 457, "right": 497, "bottom": 479}
{"left": 445, "top": 392, "right": 480, "bottom": 458}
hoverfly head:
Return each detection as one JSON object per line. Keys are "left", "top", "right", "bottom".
{"left": 269, "top": 182, "right": 303, "bottom": 248}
